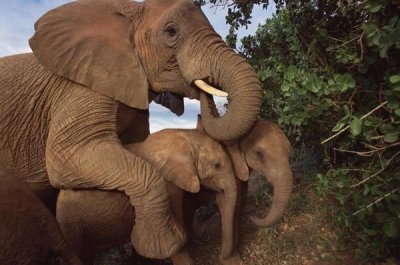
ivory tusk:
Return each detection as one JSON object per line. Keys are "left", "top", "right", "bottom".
{"left": 194, "top": 80, "right": 228, "bottom": 97}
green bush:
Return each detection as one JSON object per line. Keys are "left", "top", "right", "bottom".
{"left": 218, "top": 0, "right": 399, "bottom": 261}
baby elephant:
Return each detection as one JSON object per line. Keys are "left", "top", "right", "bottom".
{"left": 0, "top": 170, "right": 82, "bottom": 265}
{"left": 56, "top": 128, "right": 238, "bottom": 265}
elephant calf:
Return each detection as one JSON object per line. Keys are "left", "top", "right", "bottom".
{"left": 0, "top": 170, "right": 82, "bottom": 265}
{"left": 56, "top": 128, "right": 239, "bottom": 265}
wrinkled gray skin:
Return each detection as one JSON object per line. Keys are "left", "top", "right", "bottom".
{"left": 56, "top": 128, "right": 238, "bottom": 265}
{"left": 0, "top": 170, "right": 82, "bottom": 265}
{"left": 0, "top": 0, "right": 262, "bottom": 258}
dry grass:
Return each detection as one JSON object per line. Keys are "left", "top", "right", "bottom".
{"left": 188, "top": 174, "right": 358, "bottom": 265}
{"left": 95, "top": 174, "right": 363, "bottom": 265}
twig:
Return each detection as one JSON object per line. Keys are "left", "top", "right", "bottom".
{"left": 335, "top": 142, "right": 400, "bottom": 157}
{"left": 358, "top": 31, "right": 365, "bottom": 61}
{"left": 321, "top": 100, "right": 388, "bottom": 144}
{"left": 336, "top": 35, "right": 362, "bottom": 49}
{"left": 351, "top": 150, "right": 400, "bottom": 188}
{"left": 352, "top": 188, "right": 399, "bottom": 216}
{"left": 340, "top": 168, "right": 373, "bottom": 173}
{"left": 334, "top": 148, "right": 374, "bottom": 157}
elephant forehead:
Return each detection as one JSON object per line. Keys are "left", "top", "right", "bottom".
{"left": 245, "top": 122, "right": 290, "bottom": 149}
{"left": 143, "top": 0, "right": 208, "bottom": 28}
{"left": 201, "top": 140, "right": 231, "bottom": 168}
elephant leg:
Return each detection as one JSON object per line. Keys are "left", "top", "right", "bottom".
{"left": 233, "top": 180, "right": 248, "bottom": 252}
{"left": 56, "top": 194, "right": 94, "bottom": 265}
{"left": 170, "top": 246, "right": 193, "bottom": 265}
{"left": 46, "top": 88, "right": 185, "bottom": 258}
{"left": 167, "top": 184, "right": 194, "bottom": 265}
{"left": 215, "top": 189, "right": 243, "bottom": 265}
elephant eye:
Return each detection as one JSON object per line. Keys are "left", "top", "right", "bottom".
{"left": 164, "top": 24, "right": 178, "bottom": 38}
{"left": 255, "top": 150, "right": 265, "bottom": 161}
{"left": 213, "top": 161, "right": 221, "bottom": 170}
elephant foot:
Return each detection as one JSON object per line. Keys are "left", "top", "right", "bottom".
{"left": 131, "top": 213, "right": 187, "bottom": 259}
{"left": 219, "top": 252, "right": 244, "bottom": 265}
{"left": 170, "top": 246, "right": 193, "bottom": 265}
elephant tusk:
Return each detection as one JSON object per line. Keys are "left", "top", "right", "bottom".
{"left": 194, "top": 80, "right": 228, "bottom": 97}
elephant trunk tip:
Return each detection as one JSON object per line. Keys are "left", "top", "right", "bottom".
{"left": 250, "top": 215, "right": 281, "bottom": 228}
{"left": 251, "top": 179, "right": 293, "bottom": 228}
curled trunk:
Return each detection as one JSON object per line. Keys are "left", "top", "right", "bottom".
{"left": 179, "top": 30, "right": 262, "bottom": 141}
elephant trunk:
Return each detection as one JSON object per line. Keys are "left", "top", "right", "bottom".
{"left": 217, "top": 180, "right": 237, "bottom": 260}
{"left": 179, "top": 29, "right": 262, "bottom": 141}
{"left": 251, "top": 168, "right": 293, "bottom": 227}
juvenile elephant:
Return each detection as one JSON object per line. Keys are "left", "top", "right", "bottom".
{"left": 0, "top": 0, "right": 262, "bottom": 258}
{"left": 0, "top": 170, "right": 82, "bottom": 265}
{"left": 56, "top": 128, "right": 238, "bottom": 265}
{"left": 186, "top": 117, "right": 293, "bottom": 256}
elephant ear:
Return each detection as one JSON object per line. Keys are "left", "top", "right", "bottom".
{"left": 153, "top": 92, "right": 184, "bottom": 116}
{"left": 29, "top": 0, "right": 149, "bottom": 110}
{"left": 224, "top": 142, "right": 249, "bottom": 181}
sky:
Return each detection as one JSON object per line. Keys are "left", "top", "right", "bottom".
{"left": 0, "top": 0, "right": 274, "bottom": 132}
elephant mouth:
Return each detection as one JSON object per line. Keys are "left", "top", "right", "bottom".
{"left": 200, "top": 91, "right": 223, "bottom": 118}
{"left": 190, "top": 78, "right": 228, "bottom": 117}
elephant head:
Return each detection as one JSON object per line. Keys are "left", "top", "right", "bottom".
{"left": 29, "top": 0, "right": 262, "bottom": 141}
{"left": 225, "top": 120, "right": 293, "bottom": 227}
{"left": 128, "top": 127, "right": 238, "bottom": 259}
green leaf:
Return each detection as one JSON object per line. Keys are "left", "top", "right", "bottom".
{"left": 364, "top": 228, "right": 377, "bottom": 236}
{"left": 383, "top": 222, "right": 397, "bottom": 237}
{"left": 379, "top": 45, "right": 389, "bottom": 58}
{"left": 389, "top": 75, "right": 400, "bottom": 84}
{"left": 281, "top": 82, "right": 291, "bottom": 92}
{"left": 291, "top": 115, "right": 304, "bottom": 125}
{"left": 343, "top": 105, "right": 351, "bottom": 115}
{"left": 332, "top": 121, "right": 346, "bottom": 132}
{"left": 387, "top": 101, "right": 399, "bottom": 109}
{"left": 350, "top": 118, "right": 362, "bottom": 136}
{"left": 364, "top": 185, "right": 370, "bottom": 195}
{"left": 369, "top": 3, "right": 382, "bottom": 13}
{"left": 393, "top": 84, "right": 400, "bottom": 91}
{"left": 336, "top": 180, "right": 344, "bottom": 188}
{"left": 383, "top": 133, "right": 399, "bottom": 143}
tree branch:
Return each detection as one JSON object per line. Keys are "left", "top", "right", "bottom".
{"left": 353, "top": 188, "right": 399, "bottom": 216}
{"left": 321, "top": 100, "right": 388, "bottom": 144}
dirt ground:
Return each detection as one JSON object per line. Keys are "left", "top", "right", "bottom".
{"left": 94, "top": 175, "right": 397, "bottom": 265}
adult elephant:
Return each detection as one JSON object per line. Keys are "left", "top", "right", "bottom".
{"left": 0, "top": 0, "right": 261, "bottom": 259}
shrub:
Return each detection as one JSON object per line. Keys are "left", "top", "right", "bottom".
{"left": 216, "top": 0, "right": 400, "bottom": 261}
